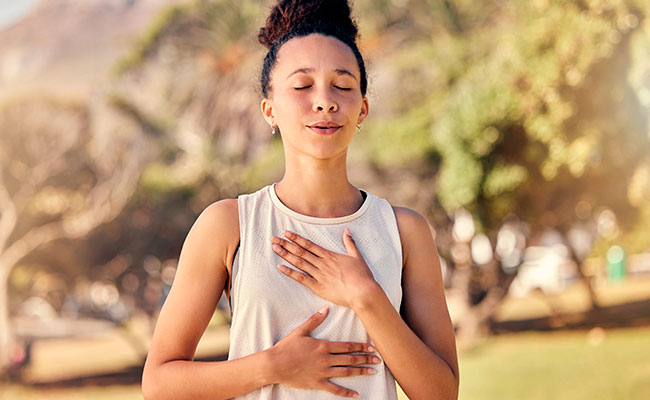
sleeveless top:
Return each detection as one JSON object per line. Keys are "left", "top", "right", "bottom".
{"left": 228, "top": 184, "right": 403, "bottom": 399}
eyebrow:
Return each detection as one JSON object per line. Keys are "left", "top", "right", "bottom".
{"left": 287, "top": 67, "right": 358, "bottom": 81}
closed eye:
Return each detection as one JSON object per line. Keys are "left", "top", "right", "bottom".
{"left": 294, "top": 86, "right": 311, "bottom": 90}
{"left": 335, "top": 86, "right": 352, "bottom": 91}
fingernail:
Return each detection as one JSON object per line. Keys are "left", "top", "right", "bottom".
{"left": 344, "top": 227, "right": 351, "bottom": 236}
{"left": 284, "top": 230, "right": 294, "bottom": 238}
{"left": 367, "top": 345, "right": 376, "bottom": 352}
{"left": 352, "top": 393, "right": 359, "bottom": 398}
{"left": 318, "top": 305, "right": 328, "bottom": 314}
{"left": 367, "top": 368, "right": 376, "bottom": 374}
{"left": 372, "top": 357, "right": 381, "bottom": 364}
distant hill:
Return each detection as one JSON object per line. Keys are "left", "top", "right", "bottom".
{"left": 0, "top": 0, "right": 188, "bottom": 102}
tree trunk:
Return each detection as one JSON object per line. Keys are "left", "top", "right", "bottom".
{"left": 563, "top": 230, "right": 601, "bottom": 311}
{"left": 453, "top": 256, "right": 517, "bottom": 348}
{"left": 0, "top": 263, "right": 12, "bottom": 375}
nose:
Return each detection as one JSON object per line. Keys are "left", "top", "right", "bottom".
{"left": 312, "top": 89, "right": 338, "bottom": 113}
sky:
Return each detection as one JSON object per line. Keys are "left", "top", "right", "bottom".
{"left": 0, "top": 0, "right": 39, "bottom": 30}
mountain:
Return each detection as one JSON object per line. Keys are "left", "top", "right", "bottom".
{"left": 0, "top": 0, "right": 188, "bottom": 102}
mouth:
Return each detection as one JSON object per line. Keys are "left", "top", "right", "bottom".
{"left": 307, "top": 122, "right": 342, "bottom": 135}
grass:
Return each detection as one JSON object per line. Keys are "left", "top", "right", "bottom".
{"left": 455, "top": 326, "right": 650, "bottom": 400}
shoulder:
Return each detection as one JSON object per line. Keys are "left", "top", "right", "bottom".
{"left": 196, "top": 198, "right": 239, "bottom": 237}
{"left": 392, "top": 205, "right": 427, "bottom": 226}
{"left": 391, "top": 206, "right": 436, "bottom": 266}
{"left": 187, "top": 198, "right": 240, "bottom": 268}
{"left": 391, "top": 206, "right": 435, "bottom": 240}
{"left": 201, "top": 198, "right": 239, "bottom": 223}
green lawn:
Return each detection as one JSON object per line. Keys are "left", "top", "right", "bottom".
{"left": 455, "top": 326, "right": 650, "bottom": 400}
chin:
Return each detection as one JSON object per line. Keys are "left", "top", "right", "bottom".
{"left": 305, "top": 145, "right": 348, "bottom": 161}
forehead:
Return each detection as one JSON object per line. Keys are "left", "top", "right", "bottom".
{"left": 274, "top": 33, "right": 360, "bottom": 79}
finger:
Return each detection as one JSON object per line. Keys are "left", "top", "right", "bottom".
{"left": 328, "top": 366, "right": 377, "bottom": 378}
{"left": 283, "top": 231, "right": 327, "bottom": 257}
{"left": 273, "top": 244, "right": 319, "bottom": 276}
{"left": 342, "top": 227, "right": 361, "bottom": 258}
{"left": 330, "top": 354, "right": 382, "bottom": 367}
{"left": 271, "top": 236, "right": 320, "bottom": 265}
{"left": 326, "top": 341, "right": 376, "bottom": 354}
{"left": 319, "top": 380, "right": 359, "bottom": 398}
{"left": 279, "top": 264, "right": 319, "bottom": 290}
{"left": 294, "top": 305, "right": 328, "bottom": 335}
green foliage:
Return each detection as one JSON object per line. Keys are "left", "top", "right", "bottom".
{"left": 140, "top": 162, "right": 194, "bottom": 194}
{"left": 113, "top": 4, "right": 190, "bottom": 75}
{"left": 360, "top": 0, "right": 650, "bottom": 235}
{"left": 199, "top": 0, "right": 263, "bottom": 49}
{"left": 362, "top": 99, "right": 436, "bottom": 166}
{"left": 240, "top": 137, "right": 285, "bottom": 191}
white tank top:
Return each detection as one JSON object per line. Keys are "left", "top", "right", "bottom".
{"left": 228, "top": 183, "right": 403, "bottom": 400}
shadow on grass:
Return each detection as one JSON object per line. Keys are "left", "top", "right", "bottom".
{"left": 492, "top": 297, "right": 650, "bottom": 332}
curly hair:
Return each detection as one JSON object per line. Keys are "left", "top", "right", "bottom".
{"left": 258, "top": 0, "right": 368, "bottom": 98}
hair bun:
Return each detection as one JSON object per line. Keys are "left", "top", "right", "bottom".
{"left": 258, "top": 0, "right": 359, "bottom": 49}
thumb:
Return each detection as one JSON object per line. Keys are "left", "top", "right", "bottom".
{"left": 342, "top": 227, "right": 361, "bottom": 257}
{"left": 296, "top": 305, "right": 328, "bottom": 336}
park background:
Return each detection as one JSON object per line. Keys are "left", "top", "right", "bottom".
{"left": 1, "top": 0, "right": 650, "bottom": 398}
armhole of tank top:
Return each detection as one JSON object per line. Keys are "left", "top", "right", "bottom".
{"left": 230, "top": 193, "right": 247, "bottom": 319}
{"left": 388, "top": 202, "right": 405, "bottom": 270}
{"left": 228, "top": 241, "right": 240, "bottom": 318}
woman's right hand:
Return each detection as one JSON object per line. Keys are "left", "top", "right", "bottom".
{"left": 267, "top": 306, "right": 380, "bottom": 398}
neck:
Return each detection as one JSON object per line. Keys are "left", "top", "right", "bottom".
{"left": 275, "top": 150, "right": 363, "bottom": 218}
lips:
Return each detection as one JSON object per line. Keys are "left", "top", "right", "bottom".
{"left": 308, "top": 121, "right": 342, "bottom": 135}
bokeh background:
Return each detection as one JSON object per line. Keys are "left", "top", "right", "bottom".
{"left": 1, "top": 0, "right": 650, "bottom": 399}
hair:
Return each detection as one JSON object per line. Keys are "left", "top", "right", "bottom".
{"left": 258, "top": 0, "right": 368, "bottom": 98}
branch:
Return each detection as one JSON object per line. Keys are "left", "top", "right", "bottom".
{"left": 0, "top": 171, "right": 17, "bottom": 252}
{"left": 0, "top": 139, "right": 145, "bottom": 278}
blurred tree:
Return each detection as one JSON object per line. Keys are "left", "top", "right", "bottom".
{"left": 0, "top": 97, "right": 152, "bottom": 373}
{"left": 358, "top": 0, "right": 650, "bottom": 342}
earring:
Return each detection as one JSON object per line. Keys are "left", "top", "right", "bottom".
{"left": 271, "top": 125, "right": 279, "bottom": 135}
{"left": 356, "top": 124, "right": 362, "bottom": 134}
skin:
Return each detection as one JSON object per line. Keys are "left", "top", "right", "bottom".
{"left": 142, "top": 33, "right": 459, "bottom": 400}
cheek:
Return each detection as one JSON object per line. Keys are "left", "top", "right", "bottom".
{"left": 340, "top": 96, "right": 363, "bottom": 115}
{"left": 275, "top": 92, "right": 309, "bottom": 115}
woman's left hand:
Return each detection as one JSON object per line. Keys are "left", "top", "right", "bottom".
{"left": 271, "top": 228, "right": 378, "bottom": 309}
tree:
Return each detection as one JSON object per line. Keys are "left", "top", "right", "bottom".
{"left": 0, "top": 97, "right": 150, "bottom": 374}
{"left": 357, "top": 0, "right": 650, "bottom": 343}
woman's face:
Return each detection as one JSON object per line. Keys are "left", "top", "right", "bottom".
{"left": 261, "top": 33, "right": 369, "bottom": 161}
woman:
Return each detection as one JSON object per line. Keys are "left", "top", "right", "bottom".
{"left": 142, "top": 0, "right": 459, "bottom": 399}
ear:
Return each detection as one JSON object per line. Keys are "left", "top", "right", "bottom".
{"left": 357, "top": 97, "right": 369, "bottom": 125}
{"left": 261, "top": 98, "right": 275, "bottom": 126}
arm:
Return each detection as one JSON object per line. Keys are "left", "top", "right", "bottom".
{"left": 142, "top": 199, "right": 376, "bottom": 400}
{"left": 271, "top": 207, "right": 459, "bottom": 400}
{"left": 353, "top": 207, "right": 459, "bottom": 399}
{"left": 142, "top": 199, "right": 273, "bottom": 400}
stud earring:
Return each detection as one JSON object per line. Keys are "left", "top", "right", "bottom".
{"left": 271, "top": 125, "right": 279, "bottom": 135}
